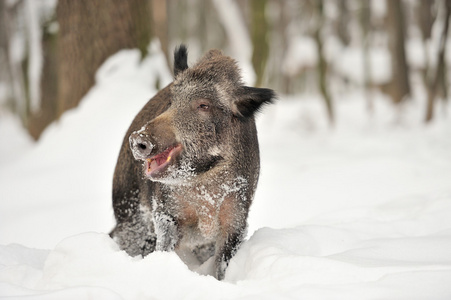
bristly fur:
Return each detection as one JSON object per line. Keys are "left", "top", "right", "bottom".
{"left": 174, "top": 45, "right": 189, "bottom": 76}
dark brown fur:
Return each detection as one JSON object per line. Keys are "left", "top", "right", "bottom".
{"left": 111, "top": 46, "right": 275, "bottom": 279}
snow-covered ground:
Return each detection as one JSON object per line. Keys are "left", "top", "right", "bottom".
{"left": 1, "top": 49, "right": 451, "bottom": 299}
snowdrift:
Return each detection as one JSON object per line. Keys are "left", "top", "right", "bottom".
{"left": 1, "top": 49, "right": 451, "bottom": 299}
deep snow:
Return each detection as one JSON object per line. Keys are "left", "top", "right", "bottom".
{"left": 1, "top": 48, "right": 451, "bottom": 299}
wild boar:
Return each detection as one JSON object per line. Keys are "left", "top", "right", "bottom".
{"left": 110, "top": 45, "right": 275, "bottom": 280}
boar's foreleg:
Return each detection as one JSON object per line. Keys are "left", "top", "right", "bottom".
{"left": 110, "top": 215, "right": 156, "bottom": 257}
{"left": 215, "top": 229, "right": 244, "bottom": 280}
{"left": 215, "top": 196, "right": 248, "bottom": 280}
{"left": 153, "top": 210, "right": 179, "bottom": 252}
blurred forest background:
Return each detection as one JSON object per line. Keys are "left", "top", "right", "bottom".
{"left": 0, "top": 0, "right": 450, "bottom": 140}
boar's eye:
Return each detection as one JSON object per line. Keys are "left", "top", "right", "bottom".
{"left": 198, "top": 103, "right": 209, "bottom": 111}
{"left": 192, "top": 99, "right": 212, "bottom": 112}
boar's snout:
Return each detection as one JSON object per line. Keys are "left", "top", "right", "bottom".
{"left": 129, "top": 131, "right": 155, "bottom": 160}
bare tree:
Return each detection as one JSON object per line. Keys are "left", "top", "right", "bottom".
{"left": 425, "top": 0, "right": 451, "bottom": 122}
{"left": 250, "top": 0, "right": 269, "bottom": 87}
{"left": 27, "top": 15, "right": 59, "bottom": 140}
{"left": 360, "top": 0, "right": 373, "bottom": 113}
{"left": 313, "top": 0, "right": 334, "bottom": 125}
{"left": 386, "top": 0, "right": 411, "bottom": 104}
{"left": 417, "top": 0, "right": 436, "bottom": 85}
{"left": 152, "top": 0, "right": 169, "bottom": 67}
{"left": 4, "top": 0, "right": 451, "bottom": 135}
{"left": 336, "top": 0, "right": 351, "bottom": 46}
{"left": 56, "top": 0, "right": 152, "bottom": 118}
{"left": 0, "top": 1, "right": 27, "bottom": 122}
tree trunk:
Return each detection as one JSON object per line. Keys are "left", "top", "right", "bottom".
{"left": 28, "top": 18, "right": 59, "bottom": 140}
{"left": 0, "top": 1, "right": 28, "bottom": 122}
{"left": 386, "top": 0, "right": 410, "bottom": 104}
{"left": 417, "top": 0, "right": 435, "bottom": 89}
{"left": 152, "top": 0, "right": 170, "bottom": 67}
{"left": 250, "top": 0, "right": 269, "bottom": 87}
{"left": 314, "top": 0, "right": 334, "bottom": 125}
{"left": 56, "top": 0, "right": 152, "bottom": 118}
{"left": 360, "top": 0, "right": 373, "bottom": 113}
{"left": 337, "top": 0, "right": 350, "bottom": 46}
{"left": 425, "top": 0, "right": 451, "bottom": 122}
{"left": 418, "top": 0, "right": 434, "bottom": 40}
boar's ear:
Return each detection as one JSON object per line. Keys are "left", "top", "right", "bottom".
{"left": 174, "top": 45, "right": 188, "bottom": 76}
{"left": 233, "top": 86, "right": 276, "bottom": 118}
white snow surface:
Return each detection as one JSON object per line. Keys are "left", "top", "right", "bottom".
{"left": 1, "top": 49, "right": 451, "bottom": 299}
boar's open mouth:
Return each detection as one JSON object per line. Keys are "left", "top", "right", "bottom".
{"left": 145, "top": 144, "right": 183, "bottom": 177}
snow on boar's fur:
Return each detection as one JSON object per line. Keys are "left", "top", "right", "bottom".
{"left": 110, "top": 45, "right": 275, "bottom": 280}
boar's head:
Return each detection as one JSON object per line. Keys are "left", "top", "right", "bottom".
{"left": 129, "top": 45, "right": 275, "bottom": 184}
